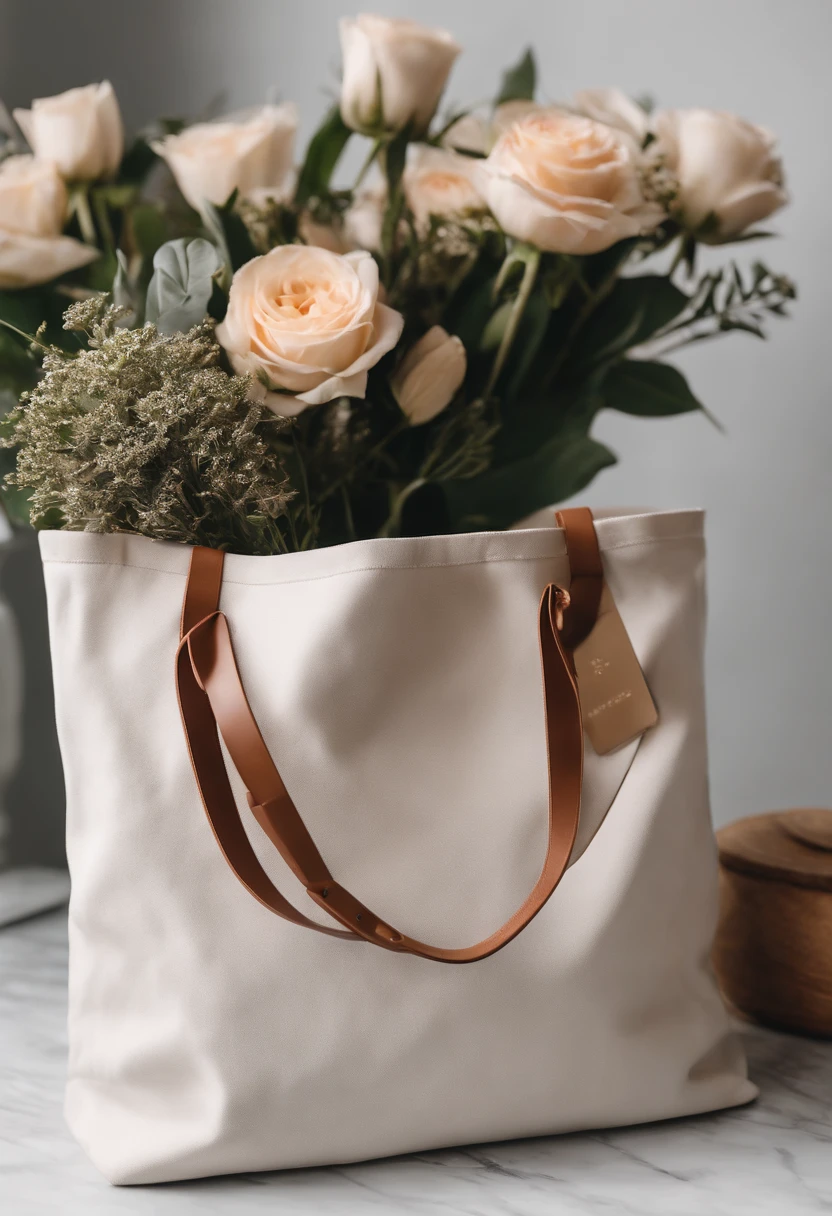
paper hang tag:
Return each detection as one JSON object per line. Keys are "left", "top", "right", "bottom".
{"left": 573, "top": 583, "right": 658, "bottom": 755}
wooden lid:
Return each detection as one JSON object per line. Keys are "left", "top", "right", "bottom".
{"left": 717, "top": 809, "right": 832, "bottom": 892}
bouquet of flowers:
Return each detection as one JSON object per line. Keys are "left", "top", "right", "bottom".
{"left": 0, "top": 78, "right": 203, "bottom": 518}
{"left": 1, "top": 14, "right": 795, "bottom": 551}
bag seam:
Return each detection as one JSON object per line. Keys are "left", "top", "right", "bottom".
{"left": 40, "top": 532, "right": 703, "bottom": 584}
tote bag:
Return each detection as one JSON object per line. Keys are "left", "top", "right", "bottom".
{"left": 39, "top": 507, "right": 755, "bottom": 1184}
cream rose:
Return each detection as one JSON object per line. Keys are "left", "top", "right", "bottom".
{"left": 404, "top": 147, "right": 486, "bottom": 232}
{"left": 339, "top": 14, "right": 461, "bottom": 135}
{"left": 14, "top": 82, "right": 123, "bottom": 181}
{"left": 153, "top": 104, "right": 298, "bottom": 213}
{"left": 0, "top": 155, "right": 97, "bottom": 289}
{"left": 391, "top": 326, "right": 466, "bottom": 425}
{"left": 481, "top": 110, "right": 660, "bottom": 254}
{"left": 574, "top": 89, "right": 649, "bottom": 146}
{"left": 653, "top": 108, "right": 787, "bottom": 241}
{"left": 216, "top": 245, "right": 404, "bottom": 415}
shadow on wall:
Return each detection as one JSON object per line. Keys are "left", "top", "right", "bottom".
{"left": 2, "top": 531, "right": 65, "bottom": 868}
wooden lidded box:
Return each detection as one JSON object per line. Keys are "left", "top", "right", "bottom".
{"left": 714, "top": 809, "right": 832, "bottom": 1038}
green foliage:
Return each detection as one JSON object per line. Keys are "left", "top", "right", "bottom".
{"left": 496, "top": 49, "right": 537, "bottom": 105}
{"left": 602, "top": 360, "right": 704, "bottom": 417}
{"left": 118, "top": 135, "right": 159, "bottom": 185}
{"left": 130, "top": 203, "right": 170, "bottom": 262}
{"left": 145, "top": 238, "right": 221, "bottom": 334}
{"left": 567, "top": 275, "right": 690, "bottom": 373}
{"left": 2, "top": 300, "right": 297, "bottom": 554}
{"left": 295, "top": 106, "right": 353, "bottom": 205}
{"left": 440, "top": 430, "right": 617, "bottom": 532}
{"left": 649, "top": 260, "right": 796, "bottom": 354}
{"left": 0, "top": 62, "right": 797, "bottom": 548}
{"left": 201, "top": 196, "right": 258, "bottom": 276}
{"left": 235, "top": 195, "right": 301, "bottom": 254}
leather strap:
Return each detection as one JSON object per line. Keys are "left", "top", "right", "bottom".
{"left": 175, "top": 549, "right": 355, "bottom": 941}
{"left": 176, "top": 515, "right": 601, "bottom": 963}
{"left": 555, "top": 508, "right": 603, "bottom": 647}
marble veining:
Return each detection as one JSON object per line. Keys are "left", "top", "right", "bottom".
{"left": 1, "top": 911, "right": 830, "bottom": 1215}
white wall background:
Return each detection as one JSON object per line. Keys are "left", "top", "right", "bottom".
{"left": 1, "top": 0, "right": 830, "bottom": 851}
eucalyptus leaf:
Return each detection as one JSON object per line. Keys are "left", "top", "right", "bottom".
{"left": 602, "top": 359, "right": 704, "bottom": 416}
{"left": 440, "top": 430, "right": 616, "bottom": 532}
{"left": 496, "top": 49, "right": 537, "bottom": 105}
{"left": 295, "top": 106, "right": 352, "bottom": 205}
{"left": 145, "top": 237, "right": 221, "bottom": 335}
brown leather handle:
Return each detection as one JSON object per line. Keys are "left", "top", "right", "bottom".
{"left": 175, "top": 509, "right": 601, "bottom": 963}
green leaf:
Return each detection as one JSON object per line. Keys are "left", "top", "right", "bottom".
{"left": 602, "top": 359, "right": 704, "bottom": 417}
{"left": 568, "top": 275, "right": 690, "bottom": 372}
{"left": 0, "top": 327, "right": 35, "bottom": 395}
{"left": 496, "top": 49, "right": 537, "bottom": 105}
{"left": 505, "top": 288, "right": 551, "bottom": 399}
{"left": 131, "top": 203, "right": 169, "bottom": 262}
{"left": 118, "top": 135, "right": 159, "bottom": 184}
{"left": 447, "top": 269, "right": 499, "bottom": 351}
{"left": 440, "top": 431, "right": 616, "bottom": 531}
{"left": 295, "top": 106, "right": 352, "bottom": 205}
{"left": 480, "top": 299, "right": 513, "bottom": 352}
{"left": 91, "top": 183, "right": 136, "bottom": 210}
{"left": 83, "top": 249, "right": 119, "bottom": 293}
{"left": 145, "top": 237, "right": 221, "bottom": 334}
{"left": 0, "top": 286, "right": 71, "bottom": 349}
{"left": 201, "top": 196, "right": 258, "bottom": 273}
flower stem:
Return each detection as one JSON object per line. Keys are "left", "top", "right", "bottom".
{"left": 378, "top": 478, "right": 425, "bottom": 538}
{"left": 340, "top": 484, "right": 357, "bottom": 541}
{"left": 541, "top": 263, "right": 623, "bottom": 390}
{"left": 484, "top": 246, "right": 540, "bottom": 399}
{"left": 72, "top": 187, "right": 98, "bottom": 247}
{"left": 353, "top": 138, "right": 383, "bottom": 192}
{"left": 91, "top": 189, "right": 116, "bottom": 254}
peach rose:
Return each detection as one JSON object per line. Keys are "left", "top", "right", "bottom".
{"left": 216, "top": 245, "right": 404, "bottom": 415}
{"left": 153, "top": 104, "right": 298, "bottom": 213}
{"left": 481, "top": 109, "right": 661, "bottom": 254}
{"left": 404, "top": 147, "right": 486, "bottom": 232}
{"left": 0, "top": 155, "right": 97, "bottom": 289}
{"left": 339, "top": 14, "right": 461, "bottom": 135}
{"left": 14, "top": 82, "right": 123, "bottom": 181}
{"left": 653, "top": 109, "right": 787, "bottom": 242}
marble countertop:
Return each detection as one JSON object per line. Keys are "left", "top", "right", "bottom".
{"left": 2, "top": 912, "right": 830, "bottom": 1215}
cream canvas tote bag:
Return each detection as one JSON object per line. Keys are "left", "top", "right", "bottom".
{"left": 39, "top": 507, "right": 755, "bottom": 1185}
